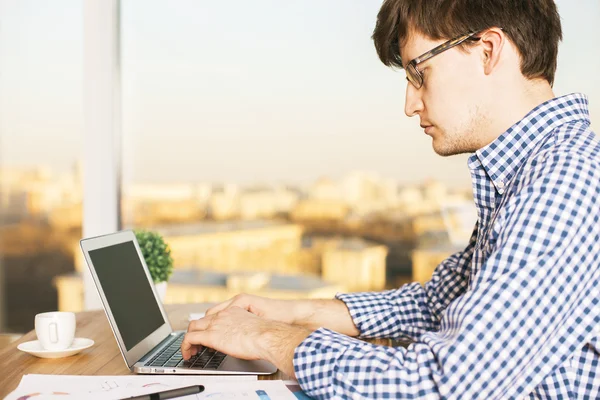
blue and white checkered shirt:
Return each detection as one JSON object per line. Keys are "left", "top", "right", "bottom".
{"left": 293, "top": 93, "right": 600, "bottom": 399}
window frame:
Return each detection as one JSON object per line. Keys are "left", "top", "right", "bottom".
{"left": 82, "top": 0, "right": 122, "bottom": 310}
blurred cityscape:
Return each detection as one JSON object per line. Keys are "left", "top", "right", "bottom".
{"left": 0, "top": 162, "right": 476, "bottom": 333}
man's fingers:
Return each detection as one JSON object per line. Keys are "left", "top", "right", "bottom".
{"left": 186, "top": 344, "right": 199, "bottom": 357}
{"left": 182, "top": 317, "right": 213, "bottom": 359}
{"left": 181, "top": 331, "right": 210, "bottom": 360}
{"left": 205, "top": 298, "right": 235, "bottom": 316}
{"left": 188, "top": 315, "right": 215, "bottom": 332}
{"left": 187, "top": 315, "right": 212, "bottom": 333}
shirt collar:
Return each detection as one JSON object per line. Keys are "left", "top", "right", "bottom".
{"left": 468, "top": 93, "right": 591, "bottom": 194}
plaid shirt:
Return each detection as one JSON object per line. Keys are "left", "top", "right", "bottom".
{"left": 293, "top": 93, "right": 600, "bottom": 399}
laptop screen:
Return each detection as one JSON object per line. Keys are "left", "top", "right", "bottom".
{"left": 89, "top": 241, "right": 165, "bottom": 351}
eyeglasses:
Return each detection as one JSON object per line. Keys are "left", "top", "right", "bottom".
{"left": 405, "top": 31, "right": 481, "bottom": 89}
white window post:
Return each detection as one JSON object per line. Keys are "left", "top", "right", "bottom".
{"left": 82, "top": 0, "right": 122, "bottom": 310}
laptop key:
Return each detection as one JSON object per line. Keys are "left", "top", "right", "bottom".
{"left": 205, "top": 360, "right": 223, "bottom": 369}
{"left": 191, "top": 355, "right": 212, "bottom": 369}
{"left": 182, "top": 359, "right": 198, "bottom": 368}
{"left": 201, "top": 353, "right": 215, "bottom": 362}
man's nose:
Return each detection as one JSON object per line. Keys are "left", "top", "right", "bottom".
{"left": 404, "top": 82, "right": 424, "bottom": 117}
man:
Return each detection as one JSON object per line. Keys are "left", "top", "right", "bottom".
{"left": 181, "top": 1, "right": 600, "bottom": 398}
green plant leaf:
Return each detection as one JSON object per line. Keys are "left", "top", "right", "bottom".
{"left": 134, "top": 229, "right": 174, "bottom": 283}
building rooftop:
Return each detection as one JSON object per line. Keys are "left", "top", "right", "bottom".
{"left": 169, "top": 269, "right": 334, "bottom": 291}
{"left": 149, "top": 220, "right": 290, "bottom": 237}
{"left": 301, "top": 235, "right": 381, "bottom": 251}
{"left": 335, "top": 237, "right": 380, "bottom": 251}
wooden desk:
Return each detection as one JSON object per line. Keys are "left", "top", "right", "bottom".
{"left": 0, "top": 303, "right": 393, "bottom": 398}
{"left": 0, "top": 304, "right": 279, "bottom": 397}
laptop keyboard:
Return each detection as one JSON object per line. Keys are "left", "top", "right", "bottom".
{"left": 145, "top": 333, "right": 227, "bottom": 370}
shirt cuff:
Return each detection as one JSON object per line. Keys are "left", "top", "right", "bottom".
{"left": 293, "top": 327, "right": 368, "bottom": 399}
{"left": 336, "top": 290, "right": 398, "bottom": 338}
{"left": 336, "top": 285, "right": 435, "bottom": 340}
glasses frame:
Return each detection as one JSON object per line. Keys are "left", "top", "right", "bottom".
{"left": 405, "top": 31, "right": 482, "bottom": 89}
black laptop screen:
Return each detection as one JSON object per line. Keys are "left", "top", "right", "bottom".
{"left": 89, "top": 241, "right": 165, "bottom": 351}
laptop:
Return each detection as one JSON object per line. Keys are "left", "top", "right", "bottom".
{"left": 80, "top": 229, "right": 277, "bottom": 375}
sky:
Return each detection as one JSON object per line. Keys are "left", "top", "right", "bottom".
{"left": 0, "top": 0, "right": 598, "bottom": 188}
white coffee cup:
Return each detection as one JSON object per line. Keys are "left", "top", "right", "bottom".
{"left": 35, "top": 311, "right": 76, "bottom": 351}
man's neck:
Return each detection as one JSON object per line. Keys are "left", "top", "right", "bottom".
{"left": 483, "top": 79, "right": 555, "bottom": 148}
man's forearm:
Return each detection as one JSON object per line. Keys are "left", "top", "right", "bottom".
{"left": 292, "top": 298, "right": 360, "bottom": 337}
{"left": 259, "top": 321, "right": 312, "bottom": 379}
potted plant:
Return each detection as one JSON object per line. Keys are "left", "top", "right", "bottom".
{"left": 134, "top": 229, "right": 174, "bottom": 303}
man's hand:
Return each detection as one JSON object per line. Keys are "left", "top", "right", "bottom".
{"left": 205, "top": 293, "right": 299, "bottom": 325}
{"left": 206, "top": 293, "right": 360, "bottom": 337}
{"left": 181, "top": 306, "right": 312, "bottom": 378}
{"left": 182, "top": 306, "right": 270, "bottom": 361}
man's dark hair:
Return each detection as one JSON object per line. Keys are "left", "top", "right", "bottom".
{"left": 372, "top": 0, "right": 562, "bottom": 85}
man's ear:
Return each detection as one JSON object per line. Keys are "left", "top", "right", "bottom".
{"left": 479, "top": 27, "right": 505, "bottom": 76}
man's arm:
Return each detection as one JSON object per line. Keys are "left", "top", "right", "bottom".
{"left": 204, "top": 234, "right": 475, "bottom": 340}
{"left": 291, "top": 298, "right": 360, "bottom": 336}
{"left": 275, "top": 152, "right": 600, "bottom": 399}
{"left": 203, "top": 294, "right": 361, "bottom": 336}
{"left": 200, "top": 229, "right": 476, "bottom": 343}
{"left": 334, "top": 226, "right": 476, "bottom": 341}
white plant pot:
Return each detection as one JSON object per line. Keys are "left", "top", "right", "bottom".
{"left": 155, "top": 281, "right": 167, "bottom": 303}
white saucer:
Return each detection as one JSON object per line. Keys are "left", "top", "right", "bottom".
{"left": 17, "top": 338, "right": 94, "bottom": 359}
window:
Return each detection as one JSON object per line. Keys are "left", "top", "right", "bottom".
{"left": 0, "top": 0, "right": 83, "bottom": 333}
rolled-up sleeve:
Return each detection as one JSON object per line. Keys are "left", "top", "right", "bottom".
{"left": 336, "top": 226, "right": 476, "bottom": 341}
